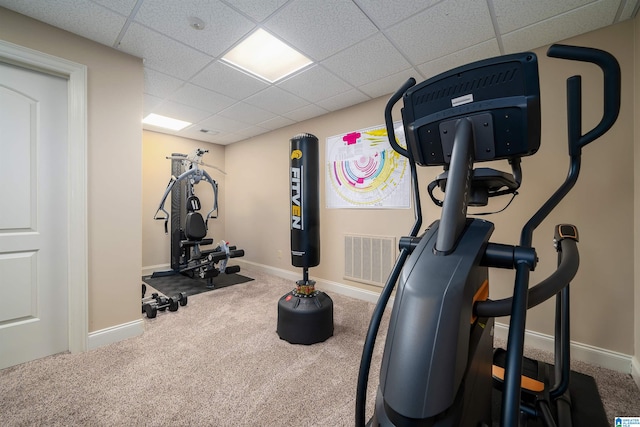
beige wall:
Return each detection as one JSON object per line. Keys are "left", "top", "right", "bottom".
{"left": 142, "top": 131, "right": 226, "bottom": 269}
{"left": 635, "top": 16, "right": 640, "bottom": 366}
{"left": 0, "top": 8, "right": 144, "bottom": 333}
{"left": 504, "top": 21, "right": 634, "bottom": 353}
{"left": 222, "top": 21, "right": 636, "bottom": 355}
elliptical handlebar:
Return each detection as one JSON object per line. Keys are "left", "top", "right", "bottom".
{"left": 475, "top": 225, "right": 580, "bottom": 318}
{"left": 547, "top": 44, "right": 621, "bottom": 155}
{"left": 520, "top": 44, "right": 621, "bottom": 247}
{"left": 384, "top": 77, "right": 416, "bottom": 158}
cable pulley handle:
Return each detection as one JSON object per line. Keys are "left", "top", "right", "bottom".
{"left": 385, "top": 78, "right": 416, "bottom": 158}
{"left": 547, "top": 44, "right": 621, "bottom": 154}
{"left": 153, "top": 208, "right": 169, "bottom": 234}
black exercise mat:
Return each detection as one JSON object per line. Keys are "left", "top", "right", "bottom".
{"left": 142, "top": 272, "right": 254, "bottom": 298}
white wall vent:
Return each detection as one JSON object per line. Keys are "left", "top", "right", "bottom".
{"left": 344, "top": 234, "right": 396, "bottom": 287}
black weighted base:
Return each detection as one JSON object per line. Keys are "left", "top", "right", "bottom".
{"left": 277, "top": 290, "right": 334, "bottom": 345}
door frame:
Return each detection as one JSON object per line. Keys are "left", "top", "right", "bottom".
{"left": 0, "top": 39, "right": 88, "bottom": 353}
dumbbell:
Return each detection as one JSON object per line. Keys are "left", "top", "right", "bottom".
{"left": 142, "top": 292, "right": 158, "bottom": 313}
{"left": 143, "top": 295, "right": 179, "bottom": 318}
{"left": 175, "top": 292, "right": 188, "bottom": 307}
{"left": 142, "top": 292, "right": 161, "bottom": 313}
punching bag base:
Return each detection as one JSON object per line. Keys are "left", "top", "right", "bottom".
{"left": 277, "top": 291, "right": 334, "bottom": 345}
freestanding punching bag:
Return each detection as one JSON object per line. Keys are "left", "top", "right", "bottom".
{"left": 277, "top": 133, "right": 334, "bottom": 345}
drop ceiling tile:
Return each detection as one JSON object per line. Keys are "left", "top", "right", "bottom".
{"left": 217, "top": 101, "right": 277, "bottom": 124}
{"left": 501, "top": 1, "right": 619, "bottom": 53}
{"left": 118, "top": 22, "right": 213, "bottom": 79}
{"left": 91, "top": 0, "right": 138, "bottom": 16}
{"left": 282, "top": 104, "right": 329, "bottom": 122}
{"left": 144, "top": 94, "right": 163, "bottom": 115}
{"left": 144, "top": 68, "right": 185, "bottom": 98}
{"left": 264, "top": 0, "right": 378, "bottom": 61}
{"left": 198, "top": 114, "right": 249, "bottom": 133}
{"left": 619, "top": 0, "right": 640, "bottom": 19}
{"left": 152, "top": 100, "right": 213, "bottom": 123}
{"left": 178, "top": 125, "right": 224, "bottom": 144}
{"left": 190, "top": 61, "right": 268, "bottom": 100}
{"left": 416, "top": 39, "right": 501, "bottom": 79}
{"left": 233, "top": 125, "right": 271, "bottom": 139}
{"left": 385, "top": 0, "right": 495, "bottom": 65}
{"left": 277, "top": 65, "right": 353, "bottom": 103}
{"left": 315, "top": 89, "right": 370, "bottom": 112}
{"left": 0, "top": 0, "right": 126, "bottom": 46}
{"left": 180, "top": 123, "right": 240, "bottom": 144}
{"left": 169, "top": 83, "right": 237, "bottom": 114}
{"left": 492, "top": 0, "right": 593, "bottom": 34}
{"left": 258, "top": 115, "right": 296, "bottom": 130}
{"left": 321, "top": 33, "right": 411, "bottom": 86}
{"left": 222, "top": 0, "right": 289, "bottom": 22}
{"left": 358, "top": 68, "right": 424, "bottom": 99}
{"left": 215, "top": 133, "right": 246, "bottom": 145}
{"left": 134, "top": 0, "right": 255, "bottom": 57}
{"left": 353, "top": 0, "right": 439, "bottom": 28}
{"left": 245, "top": 86, "right": 310, "bottom": 115}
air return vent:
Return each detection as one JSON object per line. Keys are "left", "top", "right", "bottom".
{"left": 344, "top": 234, "right": 396, "bottom": 287}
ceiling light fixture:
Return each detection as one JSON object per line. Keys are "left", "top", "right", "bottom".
{"left": 142, "top": 113, "right": 192, "bottom": 131}
{"left": 221, "top": 28, "right": 312, "bottom": 83}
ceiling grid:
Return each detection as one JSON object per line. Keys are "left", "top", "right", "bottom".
{"left": 0, "top": 0, "right": 636, "bottom": 144}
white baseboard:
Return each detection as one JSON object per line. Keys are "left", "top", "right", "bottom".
{"left": 238, "top": 260, "right": 634, "bottom": 375}
{"left": 88, "top": 319, "right": 144, "bottom": 351}
{"left": 494, "top": 322, "right": 633, "bottom": 374}
{"left": 143, "top": 260, "right": 383, "bottom": 304}
{"left": 632, "top": 356, "right": 640, "bottom": 389}
{"left": 235, "top": 259, "right": 383, "bottom": 304}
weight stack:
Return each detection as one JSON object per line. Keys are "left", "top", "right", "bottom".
{"left": 277, "top": 133, "right": 333, "bottom": 345}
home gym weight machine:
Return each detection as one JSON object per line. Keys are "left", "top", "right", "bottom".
{"left": 355, "top": 44, "right": 620, "bottom": 426}
{"left": 153, "top": 149, "right": 244, "bottom": 286}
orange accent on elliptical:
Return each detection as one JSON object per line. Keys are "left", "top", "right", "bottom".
{"left": 470, "top": 279, "right": 490, "bottom": 324}
{"left": 491, "top": 365, "right": 545, "bottom": 393}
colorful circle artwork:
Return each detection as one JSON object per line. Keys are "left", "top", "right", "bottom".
{"left": 326, "top": 122, "right": 409, "bottom": 208}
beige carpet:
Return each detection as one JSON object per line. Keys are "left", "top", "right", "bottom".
{"left": 1, "top": 267, "right": 638, "bottom": 426}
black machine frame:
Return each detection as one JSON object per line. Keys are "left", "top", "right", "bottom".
{"left": 356, "top": 44, "right": 620, "bottom": 427}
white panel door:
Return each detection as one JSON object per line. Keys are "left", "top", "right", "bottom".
{"left": 0, "top": 61, "right": 68, "bottom": 369}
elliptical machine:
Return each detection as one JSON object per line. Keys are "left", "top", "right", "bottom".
{"left": 355, "top": 44, "right": 620, "bottom": 427}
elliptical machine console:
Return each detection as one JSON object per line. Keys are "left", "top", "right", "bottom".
{"left": 356, "top": 44, "right": 620, "bottom": 427}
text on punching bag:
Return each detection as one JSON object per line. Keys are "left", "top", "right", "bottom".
{"left": 291, "top": 165, "right": 302, "bottom": 230}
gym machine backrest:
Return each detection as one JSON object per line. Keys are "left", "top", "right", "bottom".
{"left": 355, "top": 44, "right": 620, "bottom": 427}
{"left": 183, "top": 196, "right": 209, "bottom": 242}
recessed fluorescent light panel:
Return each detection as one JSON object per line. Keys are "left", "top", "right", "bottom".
{"left": 142, "top": 113, "right": 192, "bottom": 131}
{"left": 222, "top": 28, "right": 312, "bottom": 83}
